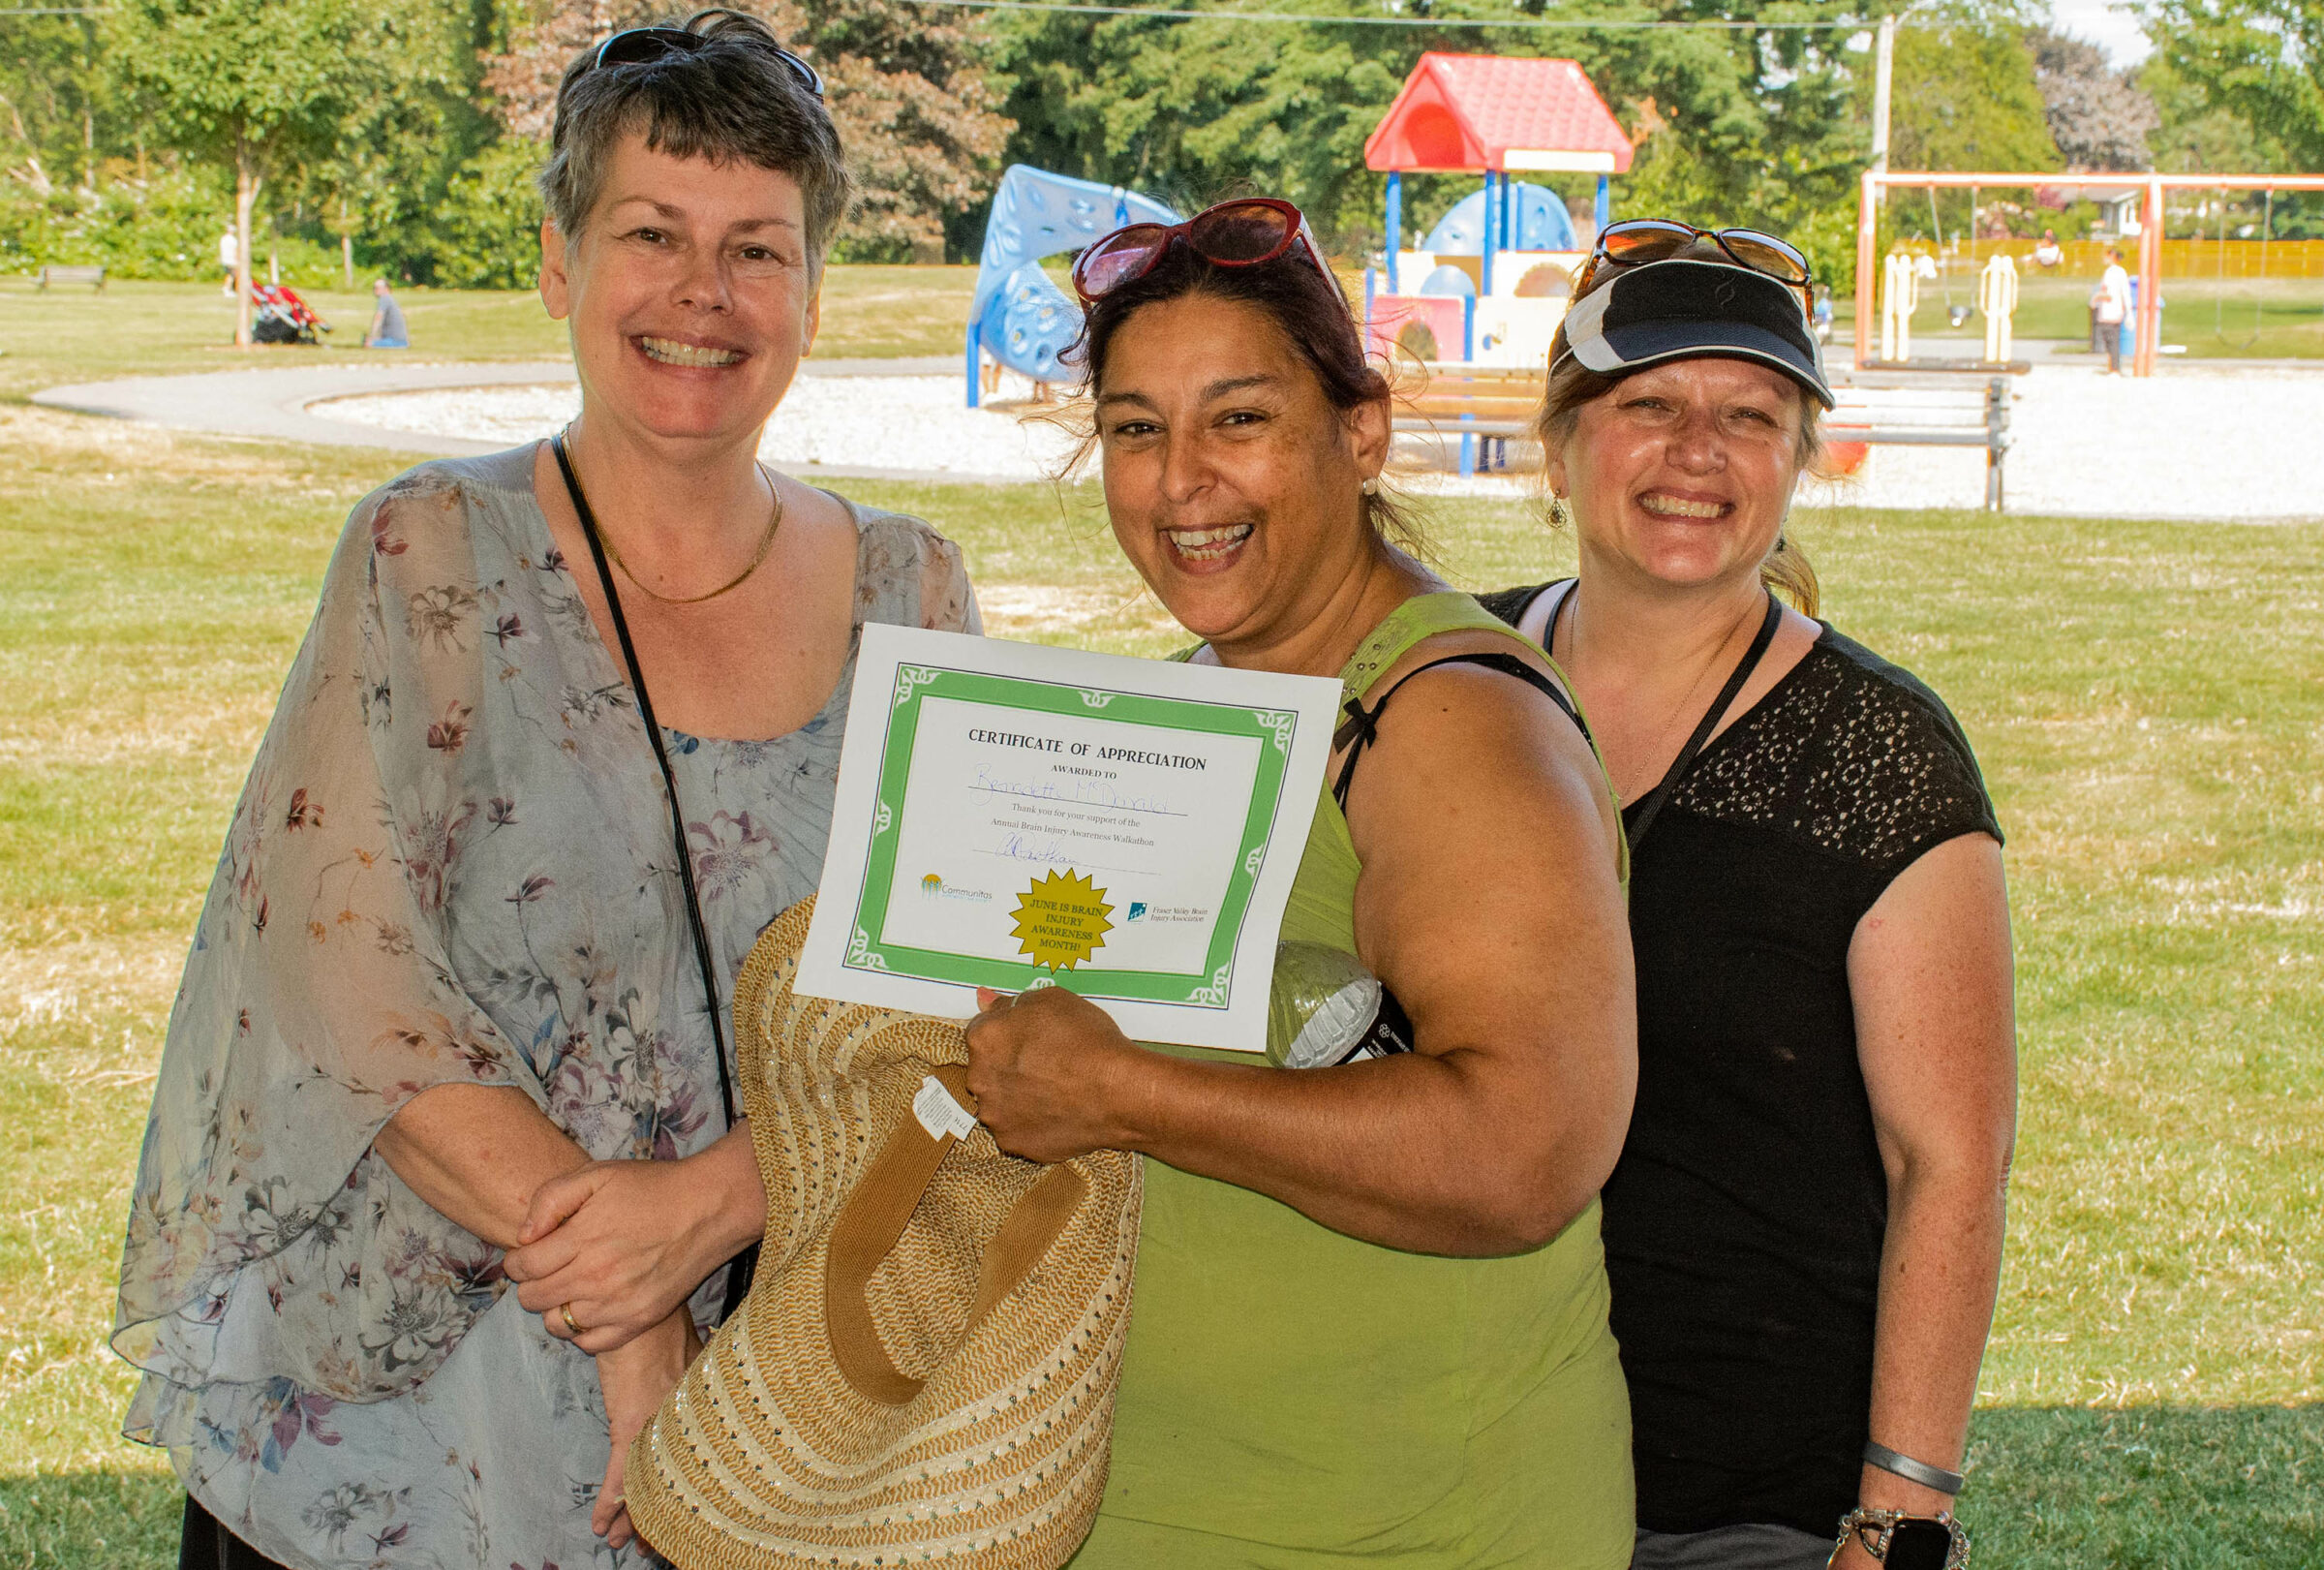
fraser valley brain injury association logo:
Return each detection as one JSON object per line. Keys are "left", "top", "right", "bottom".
{"left": 1010, "top": 869, "right": 1116, "bottom": 970}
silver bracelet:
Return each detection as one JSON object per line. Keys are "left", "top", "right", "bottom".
{"left": 1863, "top": 1439, "right": 1965, "bottom": 1495}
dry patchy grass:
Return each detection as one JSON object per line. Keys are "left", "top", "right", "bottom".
{"left": 1, "top": 407, "right": 2319, "bottom": 1566}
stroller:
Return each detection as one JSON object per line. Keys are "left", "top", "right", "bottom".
{"left": 251, "top": 282, "right": 330, "bottom": 345}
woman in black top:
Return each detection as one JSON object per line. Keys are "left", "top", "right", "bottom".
{"left": 1481, "top": 237, "right": 2016, "bottom": 1570}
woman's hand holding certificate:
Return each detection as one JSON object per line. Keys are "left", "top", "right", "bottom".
{"left": 797, "top": 625, "right": 1338, "bottom": 1051}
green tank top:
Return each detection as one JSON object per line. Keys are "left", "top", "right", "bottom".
{"left": 1067, "top": 591, "right": 1635, "bottom": 1570}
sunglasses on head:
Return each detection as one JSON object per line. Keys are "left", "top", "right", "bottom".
{"left": 1575, "top": 218, "right": 1812, "bottom": 306}
{"left": 590, "top": 20, "right": 825, "bottom": 101}
{"left": 1072, "top": 198, "right": 1335, "bottom": 304}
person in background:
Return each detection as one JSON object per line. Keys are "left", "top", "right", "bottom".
{"left": 364, "top": 277, "right": 410, "bottom": 348}
{"left": 1480, "top": 224, "right": 2016, "bottom": 1570}
{"left": 112, "top": 13, "right": 978, "bottom": 1569}
{"left": 2094, "top": 246, "right": 2131, "bottom": 373}
{"left": 2033, "top": 229, "right": 2063, "bottom": 269}
{"left": 218, "top": 224, "right": 238, "bottom": 295}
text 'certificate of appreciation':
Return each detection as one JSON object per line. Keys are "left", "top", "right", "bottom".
{"left": 796, "top": 624, "right": 1339, "bottom": 1052}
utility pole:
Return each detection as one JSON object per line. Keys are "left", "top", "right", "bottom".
{"left": 1870, "top": 12, "right": 1896, "bottom": 205}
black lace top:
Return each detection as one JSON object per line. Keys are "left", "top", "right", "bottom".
{"left": 1481, "top": 582, "right": 2003, "bottom": 1538}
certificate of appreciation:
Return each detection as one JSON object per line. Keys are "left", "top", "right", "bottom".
{"left": 796, "top": 624, "right": 1339, "bottom": 1051}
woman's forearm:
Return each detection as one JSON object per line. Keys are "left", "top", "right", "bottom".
{"left": 666, "top": 1121, "right": 769, "bottom": 1271}
{"left": 1861, "top": 1157, "right": 2008, "bottom": 1505}
{"left": 1023, "top": 1018, "right": 1621, "bottom": 1257}
{"left": 373, "top": 1083, "right": 592, "bottom": 1248}
{"left": 1132, "top": 1053, "right": 1610, "bottom": 1254}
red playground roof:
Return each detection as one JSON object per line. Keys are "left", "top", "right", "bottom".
{"left": 1364, "top": 53, "right": 1635, "bottom": 175}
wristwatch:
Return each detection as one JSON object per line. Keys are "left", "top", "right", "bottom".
{"left": 1833, "top": 1507, "right": 1969, "bottom": 1569}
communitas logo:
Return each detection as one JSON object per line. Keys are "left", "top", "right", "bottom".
{"left": 919, "top": 874, "right": 994, "bottom": 905}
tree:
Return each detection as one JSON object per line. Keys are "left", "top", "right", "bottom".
{"left": 771, "top": 0, "right": 1011, "bottom": 259}
{"left": 109, "top": 0, "right": 395, "bottom": 343}
{"left": 299, "top": 0, "right": 509, "bottom": 290}
{"left": 0, "top": 11, "right": 112, "bottom": 198}
{"left": 989, "top": 0, "right": 1875, "bottom": 282}
{"left": 1881, "top": 8, "right": 2062, "bottom": 172}
{"left": 484, "top": 0, "right": 660, "bottom": 139}
{"left": 2139, "top": 49, "right": 2286, "bottom": 171}
{"left": 486, "top": 0, "right": 1011, "bottom": 262}
{"left": 2136, "top": 0, "right": 2324, "bottom": 169}
{"left": 2031, "top": 27, "right": 2158, "bottom": 169}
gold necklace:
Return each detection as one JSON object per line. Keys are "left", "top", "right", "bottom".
{"left": 596, "top": 465, "right": 783, "bottom": 606}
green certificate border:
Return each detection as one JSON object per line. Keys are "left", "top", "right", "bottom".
{"left": 841, "top": 662, "right": 1300, "bottom": 1009}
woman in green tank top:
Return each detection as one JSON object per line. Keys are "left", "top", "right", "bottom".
{"left": 962, "top": 200, "right": 1638, "bottom": 1568}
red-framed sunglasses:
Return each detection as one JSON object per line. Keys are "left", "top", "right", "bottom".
{"left": 1575, "top": 218, "right": 1812, "bottom": 306}
{"left": 1071, "top": 198, "right": 1334, "bottom": 303}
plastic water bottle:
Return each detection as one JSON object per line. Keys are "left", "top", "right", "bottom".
{"left": 1265, "top": 942, "right": 1416, "bottom": 1069}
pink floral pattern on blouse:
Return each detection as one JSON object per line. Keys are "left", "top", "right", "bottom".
{"left": 113, "top": 444, "right": 978, "bottom": 1566}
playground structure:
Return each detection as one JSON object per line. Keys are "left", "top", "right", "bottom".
{"left": 965, "top": 166, "right": 1178, "bottom": 407}
{"left": 1978, "top": 253, "right": 2019, "bottom": 363}
{"left": 1354, "top": 53, "right": 1634, "bottom": 473}
{"left": 1361, "top": 53, "right": 1631, "bottom": 381}
{"left": 1858, "top": 170, "right": 2324, "bottom": 376}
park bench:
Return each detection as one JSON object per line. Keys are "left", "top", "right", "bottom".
{"left": 36, "top": 264, "right": 106, "bottom": 291}
{"left": 1392, "top": 361, "right": 2018, "bottom": 509}
{"left": 1826, "top": 374, "right": 2014, "bottom": 511}
{"left": 1392, "top": 362, "right": 1542, "bottom": 477}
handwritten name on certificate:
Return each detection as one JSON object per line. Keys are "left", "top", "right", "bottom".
{"left": 796, "top": 625, "right": 1339, "bottom": 1051}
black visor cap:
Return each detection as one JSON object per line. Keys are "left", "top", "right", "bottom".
{"left": 1555, "top": 259, "right": 1833, "bottom": 409}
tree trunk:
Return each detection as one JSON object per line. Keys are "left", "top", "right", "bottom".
{"left": 234, "top": 143, "right": 260, "bottom": 349}
{"left": 343, "top": 230, "right": 354, "bottom": 291}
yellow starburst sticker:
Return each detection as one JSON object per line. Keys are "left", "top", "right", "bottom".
{"left": 1010, "top": 869, "right": 1116, "bottom": 971}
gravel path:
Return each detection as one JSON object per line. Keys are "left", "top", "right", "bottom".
{"left": 312, "top": 369, "right": 1089, "bottom": 483}
{"left": 34, "top": 354, "right": 2324, "bottom": 519}
{"left": 1809, "top": 360, "right": 2324, "bottom": 521}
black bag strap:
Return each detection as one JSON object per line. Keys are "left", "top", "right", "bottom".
{"left": 1620, "top": 590, "right": 1783, "bottom": 855}
{"left": 549, "top": 433, "right": 757, "bottom": 1320}
{"left": 1331, "top": 651, "right": 1586, "bottom": 813}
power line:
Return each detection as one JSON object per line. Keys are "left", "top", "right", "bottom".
{"left": 895, "top": 0, "right": 1882, "bottom": 28}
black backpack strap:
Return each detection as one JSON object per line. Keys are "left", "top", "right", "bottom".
{"left": 1331, "top": 651, "right": 1587, "bottom": 813}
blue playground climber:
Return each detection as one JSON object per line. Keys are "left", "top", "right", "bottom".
{"left": 966, "top": 165, "right": 1179, "bottom": 406}
{"left": 1421, "top": 182, "right": 1578, "bottom": 257}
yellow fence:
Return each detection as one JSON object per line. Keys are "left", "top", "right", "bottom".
{"left": 1904, "top": 237, "right": 2324, "bottom": 280}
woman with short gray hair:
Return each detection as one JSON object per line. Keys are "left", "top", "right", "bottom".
{"left": 115, "top": 13, "right": 979, "bottom": 1567}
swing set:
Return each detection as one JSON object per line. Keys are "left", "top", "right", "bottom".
{"left": 1856, "top": 169, "right": 2324, "bottom": 375}
{"left": 2201, "top": 187, "right": 2273, "bottom": 352}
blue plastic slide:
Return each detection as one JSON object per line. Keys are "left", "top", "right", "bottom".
{"left": 1421, "top": 182, "right": 1578, "bottom": 256}
{"left": 967, "top": 166, "right": 1179, "bottom": 406}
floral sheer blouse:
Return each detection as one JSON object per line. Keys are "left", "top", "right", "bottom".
{"left": 113, "top": 444, "right": 979, "bottom": 1566}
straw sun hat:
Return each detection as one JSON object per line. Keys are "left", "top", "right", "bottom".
{"left": 625, "top": 897, "right": 1143, "bottom": 1568}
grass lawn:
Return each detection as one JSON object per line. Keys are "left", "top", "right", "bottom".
{"left": 0, "top": 292, "right": 2319, "bottom": 1564}
{"left": 0, "top": 266, "right": 977, "bottom": 403}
